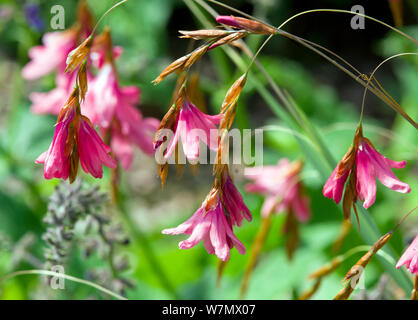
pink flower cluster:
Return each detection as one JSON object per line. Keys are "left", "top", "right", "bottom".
{"left": 163, "top": 169, "right": 251, "bottom": 261}
{"left": 23, "top": 26, "right": 159, "bottom": 177}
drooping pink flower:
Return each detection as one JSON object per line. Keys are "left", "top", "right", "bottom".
{"left": 84, "top": 63, "right": 159, "bottom": 169}
{"left": 221, "top": 170, "right": 252, "bottom": 226}
{"left": 162, "top": 188, "right": 246, "bottom": 261}
{"left": 323, "top": 165, "right": 350, "bottom": 205}
{"left": 245, "top": 159, "right": 310, "bottom": 222}
{"left": 356, "top": 138, "right": 410, "bottom": 208}
{"left": 396, "top": 235, "right": 418, "bottom": 275}
{"left": 76, "top": 116, "right": 117, "bottom": 178}
{"left": 157, "top": 99, "right": 222, "bottom": 161}
{"left": 323, "top": 132, "right": 411, "bottom": 210}
{"left": 36, "top": 88, "right": 116, "bottom": 181}
{"left": 22, "top": 30, "right": 77, "bottom": 80}
{"left": 35, "top": 106, "right": 75, "bottom": 180}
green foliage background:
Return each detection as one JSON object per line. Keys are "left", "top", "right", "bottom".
{"left": 0, "top": 0, "right": 416, "bottom": 299}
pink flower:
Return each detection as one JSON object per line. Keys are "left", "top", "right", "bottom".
{"left": 36, "top": 90, "right": 117, "bottom": 181}
{"left": 221, "top": 171, "right": 252, "bottom": 226}
{"left": 323, "top": 165, "right": 350, "bottom": 205}
{"left": 76, "top": 116, "right": 117, "bottom": 178}
{"left": 84, "top": 63, "right": 158, "bottom": 169}
{"left": 84, "top": 64, "right": 119, "bottom": 127}
{"left": 396, "top": 235, "right": 418, "bottom": 275}
{"left": 162, "top": 189, "right": 246, "bottom": 261}
{"left": 22, "top": 30, "right": 77, "bottom": 80}
{"left": 29, "top": 71, "right": 83, "bottom": 115}
{"left": 158, "top": 99, "right": 222, "bottom": 161}
{"left": 323, "top": 135, "right": 411, "bottom": 209}
{"left": 356, "top": 138, "right": 410, "bottom": 208}
{"left": 35, "top": 107, "right": 75, "bottom": 179}
{"left": 245, "top": 159, "right": 311, "bottom": 222}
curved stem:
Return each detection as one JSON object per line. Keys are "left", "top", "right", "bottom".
{"left": 203, "top": 0, "right": 418, "bottom": 128}
{"left": 245, "top": 34, "right": 273, "bottom": 74}
{"left": 359, "top": 52, "right": 418, "bottom": 125}
{"left": 206, "top": 0, "right": 417, "bottom": 45}
{"left": 0, "top": 270, "right": 127, "bottom": 300}
{"left": 91, "top": 0, "right": 129, "bottom": 36}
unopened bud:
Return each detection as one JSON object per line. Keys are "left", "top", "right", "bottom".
{"left": 216, "top": 15, "right": 277, "bottom": 35}
{"left": 65, "top": 36, "right": 93, "bottom": 73}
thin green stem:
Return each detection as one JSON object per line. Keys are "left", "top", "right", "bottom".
{"left": 245, "top": 34, "right": 273, "bottom": 74}
{"left": 206, "top": 0, "right": 417, "bottom": 45}
{"left": 204, "top": 0, "right": 418, "bottom": 128}
{"left": 359, "top": 52, "right": 418, "bottom": 125}
{"left": 91, "top": 0, "right": 129, "bottom": 37}
{"left": 0, "top": 270, "right": 127, "bottom": 300}
{"left": 340, "top": 245, "right": 395, "bottom": 265}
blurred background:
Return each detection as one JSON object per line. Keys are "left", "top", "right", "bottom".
{"left": 0, "top": 0, "right": 417, "bottom": 299}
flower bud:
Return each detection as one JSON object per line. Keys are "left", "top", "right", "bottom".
{"left": 216, "top": 15, "right": 277, "bottom": 35}
{"left": 65, "top": 36, "right": 93, "bottom": 73}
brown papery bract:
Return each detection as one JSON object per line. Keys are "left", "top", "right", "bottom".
{"left": 221, "top": 74, "right": 247, "bottom": 113}
{"left": 179, "top": 29, "right": 230, "bottom": 40}
{"left": 208, "top": 32, "right": 247, "bottom": 50}
{"left": 152, "top": 55, "right": 188, "bottom": 85}
{"left": 77, "top": 61, "right": 88, "bottom": 102}
{"left": 65, "top": 36, "right": 93, "bottom": 73}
